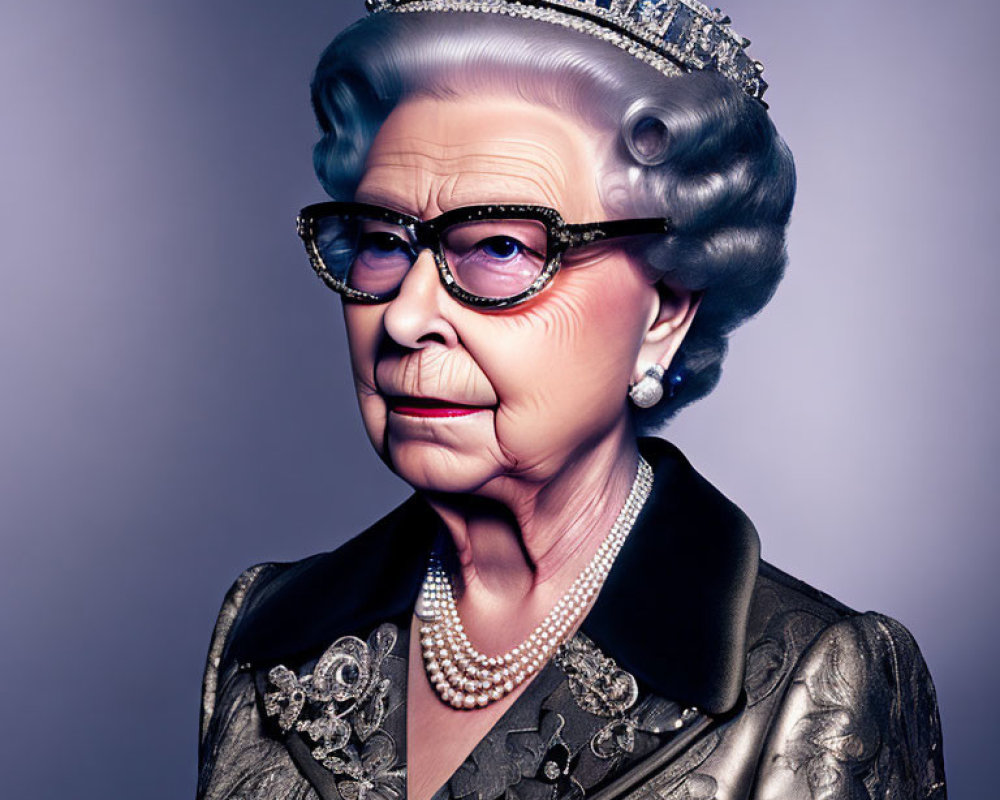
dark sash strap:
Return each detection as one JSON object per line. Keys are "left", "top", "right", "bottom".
{"left": 285, "top": 733, "right": 345, "bottom": 800}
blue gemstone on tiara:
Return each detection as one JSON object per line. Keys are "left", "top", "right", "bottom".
{"left": 364, "top": 0, "right": 769, "bottom": 105}
{"left": 665, "top": 4, "right": 693, "bottom": 42}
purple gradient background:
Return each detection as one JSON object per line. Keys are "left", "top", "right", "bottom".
{"left": 1, "top": 0, "right": 996, "bottom": 796}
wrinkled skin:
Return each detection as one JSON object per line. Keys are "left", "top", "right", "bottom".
{"left": 346, "top": 95, "right": 699, "bottom": 518}
{"left": 339, "top": 94, "right": 701, "bottom": 800}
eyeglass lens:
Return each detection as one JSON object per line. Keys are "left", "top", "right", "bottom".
{"left": 312, "top": 213, "right": 551, "bottom": 301}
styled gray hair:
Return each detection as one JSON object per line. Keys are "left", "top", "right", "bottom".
{"left": 311, "top": 12, "right": 796, "bottom": 429}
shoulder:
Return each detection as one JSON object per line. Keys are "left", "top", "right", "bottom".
{"left": 747, "top": 562, "right": 854, "bottom": 658}
{"left": 745, "top": 563, "right": 946, "bottom": 799}
{"left": 198, "top": 494, "right": 438, "bottom": 740}
{"left": 197, "top": 562, "right": 319, "bottom": 798}
{"left": 198, "top": 562, "right": 277, "bottom": 748}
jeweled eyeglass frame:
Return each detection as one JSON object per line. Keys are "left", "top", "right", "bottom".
{"left": 296, "top": 201, "right": 674, "bottom": 310}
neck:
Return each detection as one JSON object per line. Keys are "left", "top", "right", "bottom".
{"left": 423, "top": 430, "right": 642, "bottom": 653}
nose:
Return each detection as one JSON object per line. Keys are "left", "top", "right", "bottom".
{"left": 381, "top": 249, "right": 460, "bottom": 349}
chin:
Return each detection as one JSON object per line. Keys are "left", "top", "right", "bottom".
{"left": 388, "top": 442, "right": 502, "bottom": 495}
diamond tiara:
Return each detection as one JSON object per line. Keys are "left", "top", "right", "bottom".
{"left": 364, "top": 0, "right": 768, "bottom": 104}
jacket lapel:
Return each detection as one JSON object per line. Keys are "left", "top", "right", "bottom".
{"left": 582, "top": 438, "right": 759, "bottom": 715}
{"left": 231, "top": 494, "right": 441, "bottom": 668}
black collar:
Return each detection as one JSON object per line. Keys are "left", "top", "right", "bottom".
{"left": 230, "top": 438, "right": 759, "bottom": 715}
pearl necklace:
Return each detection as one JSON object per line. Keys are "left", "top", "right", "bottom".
{"left": 416, "top": 457, "right": 654, "bottom": 710}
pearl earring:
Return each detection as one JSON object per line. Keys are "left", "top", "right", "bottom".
{"left": 629, "top": 365, "right": 666, "bottom": 409}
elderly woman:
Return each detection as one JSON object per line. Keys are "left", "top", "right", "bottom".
{"left": 197, "top": 3, "right": 946, "bottom": 799}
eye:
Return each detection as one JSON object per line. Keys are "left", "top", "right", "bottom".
{"left": 441, "top": 218, "right": 549, "bottom": 300}
{"left": 349, "top": 226, "right": 413, "bottom": 295}
{"left": 477, "top": 236, "right": 525, "bottom": 261}
{"left": 358, "top": 231, "right": 412, "bottom": 260}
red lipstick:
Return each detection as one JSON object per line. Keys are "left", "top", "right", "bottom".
{"left": 388, "top": 397, "right": 490, "bottom": 418}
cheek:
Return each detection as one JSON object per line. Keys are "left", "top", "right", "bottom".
{"left": 343, "top": 305, "right": 388, "bottom": 451}
{"left": 479, "top": 263, "right": 652, "bottom": 455}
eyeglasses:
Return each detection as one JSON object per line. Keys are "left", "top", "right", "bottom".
{"left": 296, "top": 202, "right": 673, "bottom": 310}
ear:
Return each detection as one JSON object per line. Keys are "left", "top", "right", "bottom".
{"left": 632, "top": 283, "right": 703, "bottom": 384}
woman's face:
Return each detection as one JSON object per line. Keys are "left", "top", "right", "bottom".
{"left": 344, "top": 94, "right": 690, "bottom": 497}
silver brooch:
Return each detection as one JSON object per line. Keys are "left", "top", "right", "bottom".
{"left": 555, "top": 632, "right": 701, "bottom": 762}
{"left": 554, "top": 632, "right": 640, "bottom": 718}
{"left": 263, "top": 624, "right": 405, "bottom": 798}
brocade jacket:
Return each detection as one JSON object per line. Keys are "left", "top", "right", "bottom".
{"left": 197, "top": 439, "right": 946, "bottom": 800}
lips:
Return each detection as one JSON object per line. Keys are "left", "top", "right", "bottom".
{"left": 386, "top": 396, "right": 492, "bottom": 418}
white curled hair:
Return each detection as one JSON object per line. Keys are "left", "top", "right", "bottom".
{"left": 311, "top": 12, "right": 796, "bottom": 429}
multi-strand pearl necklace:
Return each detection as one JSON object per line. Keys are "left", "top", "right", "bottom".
{"left": 416, "top": 457, "right": 654, "bottom": 710}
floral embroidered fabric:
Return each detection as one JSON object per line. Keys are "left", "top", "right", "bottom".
{"left": 260, "top": 623, "right": 701, "bottom": 800}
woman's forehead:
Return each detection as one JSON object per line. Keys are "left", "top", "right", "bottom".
{"left": 355, "top": 94, "right": 608, "bottom": 220}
